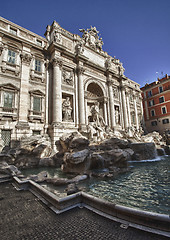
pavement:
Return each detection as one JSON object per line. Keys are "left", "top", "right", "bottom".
{"left": 0, "top": 182, "right": 169, "bottom": 240}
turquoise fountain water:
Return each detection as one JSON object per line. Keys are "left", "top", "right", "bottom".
{"left": 86, "top": 155, "right": 170, "bottom": 215}
{"left": 22, "top": 155, "right": 170, "bottom": 215}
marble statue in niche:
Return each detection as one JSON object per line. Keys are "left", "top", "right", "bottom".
{"left": 62, "top": 97, "right": 72, "bottom": 121}
{"left": 115, "top": 106, "right": 120, "bottom": 125}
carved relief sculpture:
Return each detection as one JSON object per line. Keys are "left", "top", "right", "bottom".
{"left": 62, "top": 70, "right": 73, "bottom": 85}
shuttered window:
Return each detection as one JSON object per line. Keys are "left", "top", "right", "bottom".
{"left": 1, "top": 130, "right": 11, "bottom": 146}
{"left": 33, "top": 96, "right": 41, "bottom": 112}
{"left": 35, "top": 59, "right": 41, "bottom": 72}
{"left": 4, "top": 92, "right": 14, "bottom": 108}
{"left": 8, "top": 50, "right": 16, "bottom": 64}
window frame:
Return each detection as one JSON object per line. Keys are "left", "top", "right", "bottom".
{"left": 159, "top": 86, "right": 163, "bottom": 93}
{"left": 33, "top": 96, "right": 41, "bottom": 114}
{"left": 162, "top": 119, "right": 169, "bottom": 124}
{"left": 147, "top": 90, "right": 152, "bottom": 97}
{"left": 159, "top": 96, "right": 165, "bottom": 103}
{"left": 9, "top": 27, "right": 17, "bottom": 35}
{"left": 35, "top": 59, "right": 42, "bottom": 72}
{"left": 3, "top": 91, "right": 14, "bottom": 109}
{"left": 151, "top": 121, "right": 157, "bottom": 126}
{"left": 151, "top": 109, "right": 155, "bottom": 117}
{"left": 161, "top": 106, "right": 167, "bottom": 114}
{"left": 149, "top": 99, "right": 154, "bottom": 107}
{"left": 7, "top": 49, "right": 16, "bottom": 64}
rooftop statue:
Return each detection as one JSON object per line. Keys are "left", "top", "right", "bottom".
{"left": 79, "top": 26, "right": 104, "bottom": 51}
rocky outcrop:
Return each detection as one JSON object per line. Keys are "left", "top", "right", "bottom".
{"left": 0, "top": 135, "right": 54, "bottom": 168}
{"left": 59, "top": 132, "right": 133, "bottom": 174}
{"left": 130, "top": 142, "right": 157, "bottom": 160}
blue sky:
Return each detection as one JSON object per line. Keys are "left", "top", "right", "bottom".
{"left": 1, "top": 0, "right": 170, "bottom": 87}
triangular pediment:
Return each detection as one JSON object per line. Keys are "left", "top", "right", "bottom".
{"left": 29, "top": 89, "right": 45, "bottom": 96}
{"left": 0, "top": 83, "right": 19, "bottom": 91}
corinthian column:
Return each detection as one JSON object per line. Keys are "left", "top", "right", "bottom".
{"left": 121, "top": 86, "right": 128, "bottom": 129}
{"left": 134, "top": 94, "right": 139, "bottom": 130}
{"left": 126, "top": 91, "right": 131, "bottom": 127}
{"left": 77, "top": 66, "right": 86, "bottom": 129}
{"left": 52, "top": 58, "right": 62, "bottom": 123}
{"left": 108, "top": 80, "right": 115, "bottom": 128}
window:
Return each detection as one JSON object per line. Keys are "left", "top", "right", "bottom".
{"left": 1, "top": 130, "right": 11, "bottom": 146}
{"left": 151, "top": 109, "right": 155, "bottom": 117}
{"left": 4, "top": 92, "right": 14, "bottom": 109}
{"left": 151, "top": 121, "right": 157, "bottom": 126}
{"left": 162, "top": 107, "right": 167, "bottom": 114}
{"left": 33, "top": 130, "right": 41, "bottom": 135}
{"left": 149, "top": 99, "right": 154, "bottom": 106}
{"left": 162, "top": 119, "right": 169, "bottom": 124}
{"left": 36, "top": 40, "right": 42, "bottom": 46}
{"left": 33, "top": 96, "right": 41, "bottom": 113}
{"left": 147, "top": 90, "right": 152, "bottom": 97}
{"left": 35, "top": 59, "right": 41, "bottom": 72}
{"left": 159, "top": 96, "right": 164, "bottom": 103}
{"left": 159, "top": 86, "right": 163, "bottom": 93}
{"left": 9, "top": 27, "right": 17, "bottom": 35}
{"left": 8, "top": 50, "right": 16, "bottom": 64}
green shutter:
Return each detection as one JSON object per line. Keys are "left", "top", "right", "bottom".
{"left": 4, "top": 92, "right": 13, "bottom": 108}
{"left": 1, "top": 130, "right": 11, "bottom": 146}
{"left": 33, "top": 97, "right": 41, "bottom": 112}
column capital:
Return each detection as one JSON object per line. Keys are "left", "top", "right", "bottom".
{"left": 20, "top": 53, "right": 32, "bottom": 65}
{"left": 107, "top": 79, "right": 114, "bottom": 86}
{"left": 52, "top": 57, "right": 63, "bottom": 68}
{"left": 76, "top": 66, "right": 85, "bottom": 75}
{"left": 0, "top": 45, "right": 3, "bottom": 56}
{"left": 44, "top": 59, "right": 49, "bottom": 69}
{"left": 120, "top": 85, "right": 126, "bottom": 91}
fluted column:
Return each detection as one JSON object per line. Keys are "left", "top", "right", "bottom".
{"left": 52, "top": 58, "right": 62, "bottom": 123}
{"left": 77, "top": 66, "right": 86, "bottom": 128}
{"left": 103, "top": 98, "right": 108, "bottom": 125}
{"left": 134, "top": 94, "right": 139, "bottom": 130}
{"left": 121, "top": 86, "right": 128, "bottom": 129}
{"left": 45, "top": 60, "right": 49, "bottom": 129}
{"left": 126, "top": 91, "right": 131, "bottom": 127}
{"left": 19, "top": 53, "right": 32, "bottom": 122}
{"left": 108, "top": 79, "right": 115, "bottom": 128}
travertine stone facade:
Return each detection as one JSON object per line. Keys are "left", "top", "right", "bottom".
{"left": 0, "top": 17, "right": 143, "bottom": 149}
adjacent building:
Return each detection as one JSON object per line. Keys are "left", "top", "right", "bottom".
{"left": 0, "top": 17, "right": 143, "bottom": 150}
{"left": 141, "top": 75, "right": 170, "bottom": 134}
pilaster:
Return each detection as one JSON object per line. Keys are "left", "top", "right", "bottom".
{"left": 107, "top": 79, "right": 115, "bottom": 128}
{"left": 121, "top": 85, "right": 128, "bottom": 129}
{"left": 77, "top": 65, "right": 86, "bottom": 130}
{"left": 52, "top": 57, "right": 63, "bottom": 124}
{"left": 18, "top": 52, "right": 32, "bottom": 123}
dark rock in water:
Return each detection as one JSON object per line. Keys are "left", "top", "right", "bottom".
{"left": 28, "top": 171, "right": 48, "bottom": 182}
{"left": 89, "top": 152, "right": 105, "bottom": 169}
{"left": 164, "top": 145, "right": 170, "bottom": 155}
{"left": 39, "top": 158, "right": 54, "bottom": 166}
{"left": 0, "top": 163, "right": 21, "bottom": 176}
{"left": 98, "top": 138, "right": 130, "bottom": 151}
{"left": 46, "top": 177, "right": 69, "bottom": 185}
{"left": 130, "top": 142, "right": 157, "bottom": 160}
{"left": 157, "top": 148, "right": 165, "bottom": 156}
{"left": 57, "top": 131, "right": 89, "bottom": 153}
{"left": 66, "top": 183, "right": 80, "bottom": 195}
{"left": 61, "top": 149, "right": 90, "bottom": 174}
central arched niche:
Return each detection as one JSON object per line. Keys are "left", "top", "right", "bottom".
{"left": 86, "top": 82, "right": 105, "bottom": 123}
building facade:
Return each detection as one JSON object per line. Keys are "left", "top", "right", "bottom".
{"left": 141, "top": 75, "right": 170, "bottom": 134}
{"left": 0, "top": 17, "right": 143, "bottom": 149}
